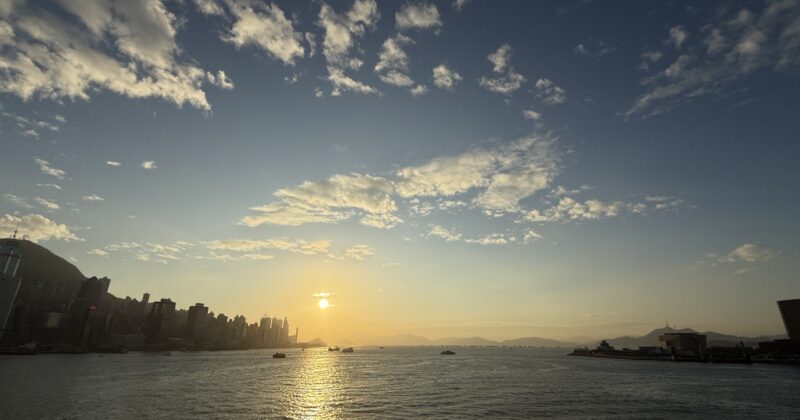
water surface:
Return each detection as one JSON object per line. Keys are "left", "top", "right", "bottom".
{"left": 1, "top": 347, "right": 799, "bottom": 418}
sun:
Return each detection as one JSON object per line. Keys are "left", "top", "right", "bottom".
{"left": 318, "top": 298, "right": 330, "bottom": 309}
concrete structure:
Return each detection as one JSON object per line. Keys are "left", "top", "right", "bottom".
{"left": 777, "top": 299, "right": 800, "bottom": 341}
{"left": 659, "top": 332, "right": 707, "bottom": 355}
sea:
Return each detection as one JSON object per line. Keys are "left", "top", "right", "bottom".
{"left": 1, "top": 346, "right": 799, "bottom": 419}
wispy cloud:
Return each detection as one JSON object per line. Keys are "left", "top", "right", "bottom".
{"left": 141, "top": 161, "right": 157, "bottom": 170}
{"left": 395, "top": 1, "right": 441, "bottom": 31}
{"left": 34, "top": 158, "right": 65, "bottom": 179}
{"left": 479, "top": 44, "right": 526, "bottom": 95}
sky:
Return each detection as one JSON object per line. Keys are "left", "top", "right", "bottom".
{"left": 1, "top": 0, "right": 799, "bottom": 343}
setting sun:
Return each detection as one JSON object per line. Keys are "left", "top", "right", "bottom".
{"left": 318, "top": 299, "right": 330, "bottom": 309}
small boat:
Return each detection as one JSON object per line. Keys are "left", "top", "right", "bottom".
{"left": 342, "top": 347, "right": 354, "bottom": 353}
{"left": 273, "top": 352, "right": 286, "bottom": 358}
{"left": 328, "top": 346, "right": 340, "bottom": 352}
{"left": 440, "top": 350, "right": 456, "bottom": 355}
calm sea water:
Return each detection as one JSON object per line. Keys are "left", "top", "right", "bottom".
{"left": 1, "top": 346, "right": 799, "bottom": 419}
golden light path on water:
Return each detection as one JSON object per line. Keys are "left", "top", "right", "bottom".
{"left": 290, "top": 348, "right": 346, "bottom": 419}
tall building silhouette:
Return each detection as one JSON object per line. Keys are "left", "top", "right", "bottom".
{"left": 0, "top": 237, "right": 22, "bottom": 341}
{"left": 185, "top": 303, "right": 208, "bottom": 342}
{"left": 777, "top": 299, "right": 800, "bottom": 341}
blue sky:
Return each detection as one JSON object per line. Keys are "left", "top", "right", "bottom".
{"left": 1, "top": 0, "right": 799, "bottom": 342}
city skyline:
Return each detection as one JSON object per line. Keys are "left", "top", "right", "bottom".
{"left": 2, "top": 0, "right": 800, "bottom": 343}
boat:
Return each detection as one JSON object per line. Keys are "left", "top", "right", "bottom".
{"left": 328, "top": 346, "right": 340, "bottom": 352}
{"left": 273, "top": 352, "right": 286, "bottom": 358}
{"left": 440, "top": 350, "right": 456, "bottom": 355}
{"left": 342, "top": 347, "right": 354, "bottom": 353}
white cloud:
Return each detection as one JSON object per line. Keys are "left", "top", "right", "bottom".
{"left": 241, "top": 173, "right": 401, "bottom": 229}
{"left": 627, "top": 3, "right": 800, "bottom": 117}
{"left": 526, "top": 197, "right": 638, "bottom": 222}
{"left": 432, "top": 64, "right": 462, "bottom": 90}
{"left": 34, "top": 158, "right": 65, "bottom": 179}
{"left": 36, "top": 183, "right": 62, "bottom": 190}
{"left": 222, "top": 1, "right": 304, "bottom": 65}
{"left": 206, "top": 70, "right": 234, "bottom": 90}
{"left": 429, "top": 225, "right": 462, "bottom": 241}
{"left": 205, "top": 238, "right": 332, "bottom": 255}
{"left": 141, "top": 161, "right": 157, "bottom": 169}
{"left": 4, "top": 194, "right": 32, "bottom": 209}
{"left": 719, "top": 243, "right": 777, "bottom": 263}
{"left": 0, "top": 213, "right": 81, "bottom": 242}
{"left": 396, "top": 136, "right": 561, "bottom": 213}
{"left": 88, "top": 248, "right": 109, "bottom": 257}
{"left": 317, "top": 0, "right": 380, "bottom": 95}
{"left": 106, "top": 161, "right": 122, "bottom": 167}
{"left": 0, "top": 1, "right": 219, "bottom": 111}
{"left": 479, "top": 44, "right": 526, "bottom": 95}
{"left": 34, "top": 197, "right": 60, "bottom": 210}
{"left": 193, "top": 0, "right": 225, "bottom": 16}
{"left": 344, "top": 244, "right": 374, "bottom": 260}
{"left": 82, "top": 194, "right": 105, "bottom": 202}
{"left": 465, "top": 233, "right": 515, "bottom": 246}
{"left": 522, "top": 109, "right": 542, "bottom": 121}
{"left": 523, "top": 229, "right": 543, "bottom": 243}
{"left": 54, "top": 114, "right": 66, "bottom": 123}
{"left": 375, "top": 34, "right": 417, "bottom": 89}
{"left": 410, "top": 84, "right": 428, "bottom": 96}
{"left": 534, "top": 78, "right": 567, "bottom": 105}
{"left": 395, "top": 2, "right": 441, "bottom": 31}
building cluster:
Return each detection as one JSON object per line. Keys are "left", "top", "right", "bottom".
{"left": 0, "top": 237, "right": 298, "bottom": 352}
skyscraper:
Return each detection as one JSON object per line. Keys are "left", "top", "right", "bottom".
{"left": 777, "top": 299, "right": 800, "bottom": 341}
{"left": 0, "top": 238, "right": 22, "bottom": 341}
{"left": 185, "top": 303, "right": 208, "bottom": 342}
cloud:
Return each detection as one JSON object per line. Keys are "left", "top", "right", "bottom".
{"left": 54, "top": 114, "right": 66, "bottom": 123}
{"left": 410, "top": 84, "right": 428, "bottom": 96}
{"left": 106, "top": 161, "right": 122, "bottom": 167}
{"left": 465, "top": 233, "right": 515, "bottom": 246}
{"left": 205, "top": 238, "right": 332, "bottom": 255}
{"left": 452, "top": 0, "right": 469, "bottom": 12}
{"left": 525, "top": 197, "right": 668, "bottom": 222}
{"left": 34, "top": 158, "right": 65, "bottom": 179}
{"left": 206, "top": 70, "right": 234, "bottom": 90}
{"left": 479, "top": 44, "right": 526, "bottom": 95}
{"left": 344, "top": 244, "right": 374, "bottom": 260}
{"left": 88, "top": 248, "right": 109, "bottom": 257}
{"left": 719, "top": 243, "right": 777, "bottom": 263}
{"left": 432, "top": 64, "right": 462, "bottom": 90}
{"left": 241, "top": 173, "right": 401, "bottom": 229}
{"left": 34, "top": 197, "right": 60, "bottom": 210}
{"left": 0, "top": 213, "right": 81, "bottom": 242}
{"left": 522, "top": 109, "right": 542, "bottom": 121}
{"left": 141, "top": 161, "right": 157, "bottom": 169}
{"left": 626, "top": 3, "right": 800, "bottom": 117}
{"left": 4, "top": 194, "right": 33, "bottom": 209}
{"left": 669, "top": 25, "right": 689, "bottom": 49}
{"left": 375, "top": 34, "right": 417, "bottom": 89}
{"left": 534, "top": 78, "right": 567, "bottom": 105}
{"left": 222, "top": 1, "right": 304, "bottom": 65}
{"left": 396, "top": 136, "right": 561, "bottom": 213}
{"left": 193, "top": 0, "right": 225, "bottom": 16}
{"left": 36, "top": 183, "right": 62, "bottom": 190}
{"left": 395, "top": 2, "right": 441, "bottom": 31}
{"left": 429, "top": 225, "right": 462, "bottom": 241}
{"left": 523, "top": 229, "right": 543, "bottom": 243}
{"left": 574, "top": 39, "right": 617, "bottom": 57}
{"left": 318, "top": 0, "right": 380, "bottom": 95}
{"left": 0, "top": 1, "right": 220, "bottom": 111}
{"left": 82, "top": 194, "right": 105, "bottom": 202}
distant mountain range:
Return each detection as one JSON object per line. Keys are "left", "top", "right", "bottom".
{"left": 347, "top": 328, "right": 786, "bottom": 348}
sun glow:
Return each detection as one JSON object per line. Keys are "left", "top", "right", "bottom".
{"left": 318, "top": 298, "right": 330, "bottom": 309}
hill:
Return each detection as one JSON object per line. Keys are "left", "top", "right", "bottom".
{"left": 1, "top": 238, "right": 86, "bottom": 300}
